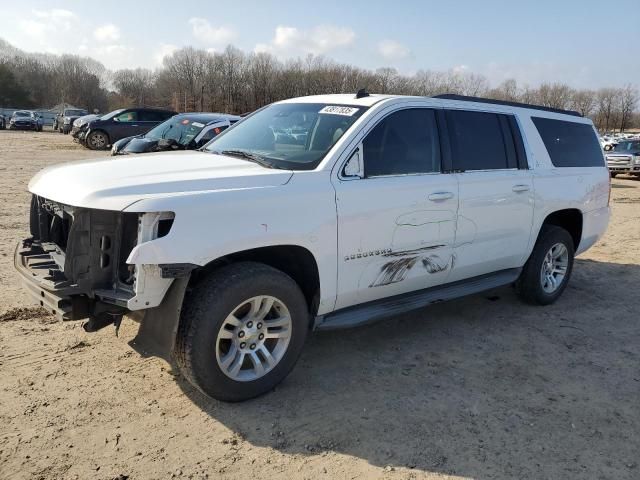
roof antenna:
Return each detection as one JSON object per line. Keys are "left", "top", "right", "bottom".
{"left": 355, "top": 88, "right": 370, "bottom": 99}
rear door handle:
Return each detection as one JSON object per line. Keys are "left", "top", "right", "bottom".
{"left": 512, "top": 184, "right": 530, "bottom": 192}
{"left": 428, "top": 192, "right": 455, "bottom": 201}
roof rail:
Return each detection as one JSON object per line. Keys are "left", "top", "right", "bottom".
{"left": 432, "top": 94, "right": 582, "bottom": 117}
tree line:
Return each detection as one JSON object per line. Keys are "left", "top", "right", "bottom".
{"left": 1, "top": 38, "right": 638, "bottom": 132}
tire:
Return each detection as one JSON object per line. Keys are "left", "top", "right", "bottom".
{"left": 175, "top": 262, "right": 310, "bottom": 402}
{"left": 63, "top": 126, "right": 70, "bottom": 134}
{"left": 86, "top": 130, "right": 109, "bottom": 150}
{"left": 516, "top": 225, "right": 575, "bottom": 305}
{"left": 610, "top": 172, "right": 618, "bottom": 178}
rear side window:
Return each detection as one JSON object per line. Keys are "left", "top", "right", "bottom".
{"left": 447, "top": 110, "right": 515, "bottom": 171}
{"left": 531, "top": 117, "right": 604, "bottom": 167}
{"left": 140, "top": 111, "right": 170, "bottom": 122}
{"left": 363, "top": 108, "right": 440, "bottom": 177}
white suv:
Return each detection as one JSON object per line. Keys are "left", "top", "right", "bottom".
{"left": 16, "top": 92, "right": 610, "bottom": 401}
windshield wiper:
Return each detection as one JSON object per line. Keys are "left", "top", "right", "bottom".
{"left": 218, "top": 150, "right": 276, "bottom": 169}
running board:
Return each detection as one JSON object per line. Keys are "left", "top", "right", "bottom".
{"left": 314, "top": 268, "right": 521, "bottom": 330}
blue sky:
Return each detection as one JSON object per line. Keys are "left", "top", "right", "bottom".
{"left": 2, "top": 0, "right": 639, "bottom": 89}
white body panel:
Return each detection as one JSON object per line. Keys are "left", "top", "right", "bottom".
{"left": 27, "top": 94, "right": 611, "bottom": 316}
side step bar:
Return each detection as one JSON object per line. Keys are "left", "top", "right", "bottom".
{"left": 314, "top": 268, "right": 521, "bottom": 330}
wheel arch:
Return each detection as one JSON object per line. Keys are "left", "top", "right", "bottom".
{"left": 540, "top": 208, "right": 583, "bottom": 250}
{"left": 192, "top": 244, "right": 322, "bottom": 316}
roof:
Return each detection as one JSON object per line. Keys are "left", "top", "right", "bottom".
{"left": 173, "top": 112, "right": 241, "bottom": 124}
{"left": 277, "top": 93, "right": 396, "bottom": 107}
{"left": 275, "top": 93, "right": 587, "bottom": 121}
{"left": 433, "top": 94, "right": 582, "bottom": 117}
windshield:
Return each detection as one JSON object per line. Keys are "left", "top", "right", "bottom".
{"left": 65, "top": 109, "right": 86, "bottom": 116}
{"left": 205, "top": 103, "right": 367, "bottom": 170}
{"left": 613, "top": 141, "right": 640, "bottom": 152}
{"left": 15, "top": 111, "right": 30, "bottom": 117}
{"left": 145, "top": 117, "right": 207, "bottom": 145}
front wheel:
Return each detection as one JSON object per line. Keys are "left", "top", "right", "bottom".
{"left": 516, "top": 225, "right": 575, "bottom": 305}
{"left": 175, "top": 262, "right": 310, "bottom": 402}
{"left": 86, "top": 130, "right": 109, "bottom": 150}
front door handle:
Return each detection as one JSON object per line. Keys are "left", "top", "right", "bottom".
{"left": 428, "top": 192, "right": 455, "bottom": 201}
{"left": 512, "top": 184, "right": 530, "bottom": 192}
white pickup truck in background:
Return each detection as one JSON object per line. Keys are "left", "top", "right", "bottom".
{"left": 15, "top": 92, "right": 610, "bottom": 401}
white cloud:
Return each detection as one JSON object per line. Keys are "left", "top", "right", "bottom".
{"left": 256, "top": 25, "right": 356, "bottom": 56}
{"left": 19, "top": 8, "right": 78, "bottom": 43}
{"left": 378, "top": 39, "right": 410, "bottom": 60}
{"left": 189, "top": 18, "right": 236, "bottom": 45}
{"left": 94, "top": 24, "right": 121, "bottom": 42}
{"left": 154, "top": 43, "right": 179, "bottom": 65}
{"left": 32, "top": 8, "right": 75, "bottom": 19}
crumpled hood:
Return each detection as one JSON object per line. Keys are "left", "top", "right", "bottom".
{"left": 28, "top": 151, "right": 293, "bottom": 211}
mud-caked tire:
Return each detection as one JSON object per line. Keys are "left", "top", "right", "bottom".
{"left": 175, "top": 262, "right": 310, "bottom": 402}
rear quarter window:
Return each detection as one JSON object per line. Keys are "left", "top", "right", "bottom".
{"left": 531, "top": 117, "right": 604, "bottom": 167}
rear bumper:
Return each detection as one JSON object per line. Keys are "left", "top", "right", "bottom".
{"left": 576, "top": 206, "right": 610, "bottom": 256}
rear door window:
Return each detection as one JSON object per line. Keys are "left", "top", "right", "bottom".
{"left": 140, "top": 111, "right": 168, "bottom": 122}
{"left": 363, "top": 108, "right": 441, "bottom": 177}
{"left": 532, "top": 117, "right": 604, "bottom": 167}
{"left": 446, "top": 110, "right": 513, "bottom": 171}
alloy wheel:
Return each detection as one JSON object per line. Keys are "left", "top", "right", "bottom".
{"left": 540, "top": 242, "right": 569, "bottom": 293}
{"left": 215, "top": 295, "right": 292, "bottom": 382}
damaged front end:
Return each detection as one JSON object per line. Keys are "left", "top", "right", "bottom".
{"left": 15, "top": 195, "right": 177, "bottom": 332}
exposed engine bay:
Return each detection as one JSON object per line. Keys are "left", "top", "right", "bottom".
{"left": 16, "top": 195, "right": 175, "bottom": 330}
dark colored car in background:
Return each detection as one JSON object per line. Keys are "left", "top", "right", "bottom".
{"left": 53, "top": 108, "right": 89, "bottom": 134}
{"left": 111, "top": 113, "right": 240, "bottom": 155}
{"left": 71, "top": 113, "right": 101, "bottom": 139}
{"left": 80, "top": 107, "right": 177, "bottom": 150}
{"left": 9, "top": 110, "right": 42, "bottom": 131}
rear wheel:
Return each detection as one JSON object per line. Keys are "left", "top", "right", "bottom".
{"left": 516, "top": 225, "right": 575, "bottom": 305}
{"left": 86, "top": 130, "right": 109, "bottom": 150}
{"left": 175, "top": 262, "right": 309, "bottom": 402}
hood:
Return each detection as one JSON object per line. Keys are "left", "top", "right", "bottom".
{"left": 28, "top": 151, "right": 294, "bottom": 211}
{"left": 112, "top": 135, "right": 158, "bottom": 155}
{"left": 74, "top": 114, "right": 100, "bottom": 127}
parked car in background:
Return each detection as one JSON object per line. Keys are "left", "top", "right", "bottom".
{"left": 53, "top": 108, "right": 89, "bottom": 134}
{"left": 601, "top": 137, "right": 618, "bottom": 151}
{"left": 79, "top": 107, "right": 177, "bottom": 150}
{"left": 606, "top": 139, "right": 640, "bottom": 177}
{"left": 71, "top": 114, "right": 101, "bottom": 140}
{"left": 16, "top": 93, "right": 610, "bottom": 401}
{"left": 111, "top": 113, "right": 240, "bottom": 156}
{"left": 9, "top": 110, "right": 42, "bottom": 131}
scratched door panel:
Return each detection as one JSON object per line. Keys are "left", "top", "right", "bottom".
{"left": 448, "top": 170, "right": 534, "bottom": 282}
{"left": 334, "top": 174, "right": 459, "bottom": 310}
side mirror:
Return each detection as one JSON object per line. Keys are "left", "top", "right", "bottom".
{"left": 342, "top": 146, "right": 364, "bottom": 179}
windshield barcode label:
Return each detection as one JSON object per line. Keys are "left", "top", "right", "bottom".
{"left": 319, "top": 106, "right": 360, "bottom": 116}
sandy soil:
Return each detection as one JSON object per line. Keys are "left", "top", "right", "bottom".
{"left": 0, "top": 130, "right": 638, "bottom": 480}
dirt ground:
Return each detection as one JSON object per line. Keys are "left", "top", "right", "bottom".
{"left": 0, "top": 129, "right": 638, "bottom": 480}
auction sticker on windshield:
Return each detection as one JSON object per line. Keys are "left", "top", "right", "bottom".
{"left": 319, "top": 106, "right": 360, "bottom": 116}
